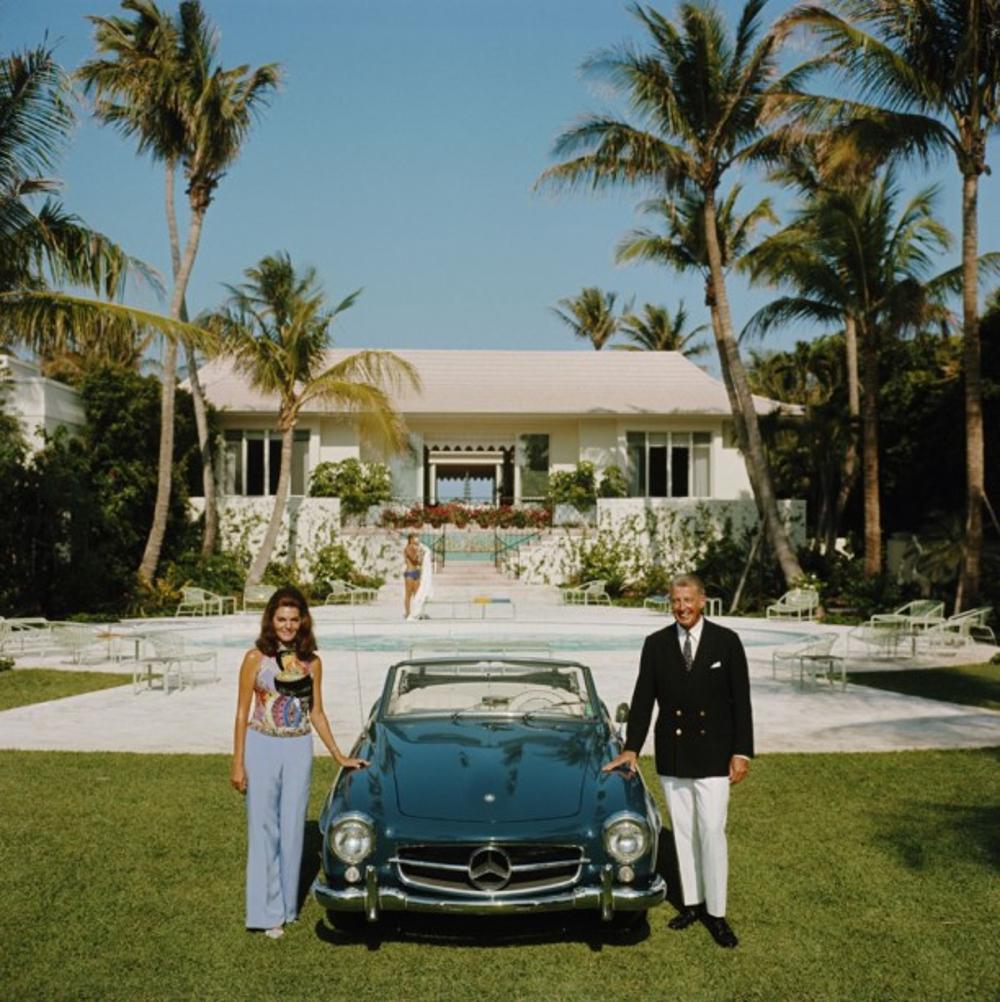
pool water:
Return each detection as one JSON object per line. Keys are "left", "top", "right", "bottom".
{"left": 201, "top": 626, "right": 808, "bottom": 653}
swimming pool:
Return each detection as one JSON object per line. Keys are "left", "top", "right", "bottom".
{"left": 193, "top": 625, "right": 810, "bottom": 653}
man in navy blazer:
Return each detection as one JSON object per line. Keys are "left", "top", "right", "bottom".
{"left": 603, "top": 573, "right": 753, "bottom": 948}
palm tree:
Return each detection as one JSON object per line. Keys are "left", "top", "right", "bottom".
{"left": 748, "top": 338, "right": 848, "bottom": 552}
{"left": 779, "top": 0, "right": 1000, "bottom": 606}
{"left": 0, "top": 43, "right": 176, "bottom": 366}
{"left": 206, "top": 253, "right": 420, "bottom": 585}
{"left": 551, "top": 287, "right": 627, "bottom": 350}
{"left": 539, "top": 1, "right": 817, "bottom": 587}
{"left": 743, "top": 171, "right": 954, "bottom": 574}
{"left": 80, "top": 0, "right": 281, "bottom": 579}
{"left": 614, "top": 301, "right": 709, "bottom": 357}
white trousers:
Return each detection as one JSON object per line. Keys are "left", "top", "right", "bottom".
{"left": 660, "top": 775, "right": 730, "bottom": 917}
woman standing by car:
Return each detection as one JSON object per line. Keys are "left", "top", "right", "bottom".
{"left": 230, "top": 585, "right": 366, "bottom": 938}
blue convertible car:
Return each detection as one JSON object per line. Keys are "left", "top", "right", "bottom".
{"left": 312, "top": 657, "right": 666, "bottom": 927}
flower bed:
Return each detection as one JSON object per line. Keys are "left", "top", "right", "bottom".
{"left": 379, "top": 502, "right": 551, "bottom": 530}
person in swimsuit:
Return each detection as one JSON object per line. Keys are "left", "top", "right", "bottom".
{"left": 403, "top": 532, "right": 423, "bottom": 618}
{"left": 230, "top": 585, "right": 367, "bottom": 939}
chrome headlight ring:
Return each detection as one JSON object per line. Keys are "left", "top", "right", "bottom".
{"left": 602, "top": 811, "right": 651, "bottom": 864}
{"left": 328, "top": 811, "right": 376, "bottom": 865}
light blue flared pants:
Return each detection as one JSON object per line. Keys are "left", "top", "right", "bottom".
{"left": 244, "top": 728, "right": 313, "bottom": 929}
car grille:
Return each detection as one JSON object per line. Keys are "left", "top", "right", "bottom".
{"left": 392, "top": 843, "right": 586, "bottom": 896}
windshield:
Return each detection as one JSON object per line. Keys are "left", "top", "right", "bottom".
{"left": 383, "top": 661, "right": 596, "bottom": 720}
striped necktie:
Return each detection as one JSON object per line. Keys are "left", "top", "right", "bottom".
{"left": 682, "top": 631, "right": 693, "bottom": 671}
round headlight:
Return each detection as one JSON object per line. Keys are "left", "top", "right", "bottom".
{"left": 603, "top": 815, "right": 650, "bottom": 864}
{"left": 329, "top": 815, "right": 375, "bottom": 864}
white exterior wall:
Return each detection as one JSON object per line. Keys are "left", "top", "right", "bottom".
{"left": 513, "top": 498, "right": 806, "bottom": 587}
{"left": 189, "top": 496, "right": 340, "bottom": 574}
{"left": 318, "top": 417, "right": 361, "bottom": 463}
{"left": 1, "top": 357, "right": 85, "bottom": 452}
{"left": 212, "top": 412, "right": 757, "bottom": 504}
{"left": 578, "top": 419, "right": 619, "bottom": 470}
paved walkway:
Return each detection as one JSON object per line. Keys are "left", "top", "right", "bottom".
{"left": 2, "top": 590, "right": 998, "bottom": 757}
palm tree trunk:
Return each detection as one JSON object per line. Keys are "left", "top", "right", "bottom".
{"left": 859, "top": 320, "right": 882, "bottom": 576}
{"left": 828, "top": 313, "right": 860, "bottom": 555}
{"left": 137, "top": 204, "right": 208, "bottom": 585}
{"left": 702, "top": 189, "right": 804, "bottom": 587}
{"left": 246, "top": 420, "right": 294, "bottom": 586}
{"left": 956, "top": 170, "right": 983, "bottom": 610}
{"left": 163, "top": 163, "right": 218, "bottom": 556}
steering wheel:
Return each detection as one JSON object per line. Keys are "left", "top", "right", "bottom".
{"left": 509, "top": 690, "right": 578, "bottom": 712}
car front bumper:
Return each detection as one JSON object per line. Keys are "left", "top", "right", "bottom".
{"left": 313, "top": 865, "right": 666, "bottom": 922}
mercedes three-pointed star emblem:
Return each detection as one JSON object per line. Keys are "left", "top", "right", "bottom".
{"left": 467, "top": 846, "right": 513, "bottom": 891}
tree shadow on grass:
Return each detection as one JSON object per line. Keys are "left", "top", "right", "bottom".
{"left": 870, "top": 802, "right": 1000, "bottom": 871}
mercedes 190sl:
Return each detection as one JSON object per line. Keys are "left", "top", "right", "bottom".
{"left": 312, "top": 656, "right": 666, "bottom": 928}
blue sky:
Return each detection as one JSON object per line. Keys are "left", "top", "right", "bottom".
{"left": 5, "top": 0, "right": 998, "bottom": 364}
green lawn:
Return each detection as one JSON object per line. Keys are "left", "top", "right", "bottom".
{"left": 2, "top": 750, "right": 997, "bottom": 1001}
{"left": 0, "top": 668, "right": 130, "bottom": 711}
{"left": 848, "top": 661, "right": 1000, "bottom": 711}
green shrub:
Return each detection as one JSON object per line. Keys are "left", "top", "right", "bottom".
{"left": 0, "top": 657, "right": 14, "bottom": 672}
{"left": 598, "top": 464, "right": 629, "bottom": 499}
{"left": 163, "top": 550, "right": 247, "bottom": 598}
{"left": 309, "top": 459, "right": 391, "bottom": 516}
{"left": 547, "top": 461, "right": 597, "bottom": 509}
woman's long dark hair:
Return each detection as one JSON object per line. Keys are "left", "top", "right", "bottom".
{"left": 255, "top": 586, "right": 317, "bottom": 660}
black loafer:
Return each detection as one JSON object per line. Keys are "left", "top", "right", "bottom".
{"left": 667, "top": 904, "right": 703, "bottom": 930}
{"left": 704, "top": 914, "right": 738, "bottom": 948}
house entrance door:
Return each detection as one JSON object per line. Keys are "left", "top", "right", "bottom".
{"left": 424, "top": 444, "right": 515, "bottom": 504}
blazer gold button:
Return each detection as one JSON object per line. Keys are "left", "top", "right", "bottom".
{"left": 700, "top": 729, "right": 706, "bottom": 735}
{"left": 675, "top": 709, "right": 682, "bottom": 717}
{"left": 675, "top": 728, "right": 682, "bottom": 736}
{"left": 699, "top": 710, "right": 706, "bottom": 717}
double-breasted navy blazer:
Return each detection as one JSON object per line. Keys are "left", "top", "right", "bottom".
{"left": 624, "top": 619, "right": 754, "bottom": 778}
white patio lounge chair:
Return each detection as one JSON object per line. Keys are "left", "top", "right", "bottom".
{"left": 49, "top": 623, "right": 104, "bottom": 664}
{"left": 561, "top": 580, "right": 612, "bottom": 606}
{"left": 5, "top": 617, "right": 52, "bottom": 654}
{"left": 847, "top": 619, "right": 912, "bottom": 660}
{"left": 325, "top": 580, "right": 379, "bottom": 605}
{"left": 175, "top": 586, "right": 236, "bottom": 616}
{"left": 766, "top": 587, "right": 819, "bottom": 621}
{"left": 772, "top": 633, "right": 844, "bottom": 689}
{"left": 134, "top": 632, "right": 218, "bottom": 694}
{"left": 872, "top": 600, "right": 945, "bottom": 632}
{"left": 917, "top": 607, "right": 996, "bottom": 654}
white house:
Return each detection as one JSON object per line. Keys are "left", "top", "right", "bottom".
{"left": 195, "top": 348, "right": 794, "bottom": 506}
{"left": 0, "top": 355, "right": 86, "bottom": 452}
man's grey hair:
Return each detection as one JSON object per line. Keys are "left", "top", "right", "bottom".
{"left": 670, "top": 573, "right": 705, "bottom": 595}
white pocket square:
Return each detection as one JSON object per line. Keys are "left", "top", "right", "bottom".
{"left": 709, "top": 661, "right": 722, "bottom": 669}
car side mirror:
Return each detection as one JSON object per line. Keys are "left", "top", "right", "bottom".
{"left": 614, "top": 702, "right": 629, "bottom": 724}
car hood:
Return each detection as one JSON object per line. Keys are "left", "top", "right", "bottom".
{"left": 377, "top": 719, "right": 602, "bottom": 823}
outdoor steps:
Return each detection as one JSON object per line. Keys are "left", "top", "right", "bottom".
{"left": 429, "top": 561, "right": 560, "bottom": 605}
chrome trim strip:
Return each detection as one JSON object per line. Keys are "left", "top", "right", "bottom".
{"left": 313, "top": 873, "right": 666, "bottom": 917}
{"left": 388, "top": 856, "right": 591, "bottom": 874}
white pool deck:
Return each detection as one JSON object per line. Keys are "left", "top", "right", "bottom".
{"left": 2, "top": 594, "right": 998, "bottom": 758}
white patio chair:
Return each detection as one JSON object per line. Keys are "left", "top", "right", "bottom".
{"left": 881, "top": 600, "right": 945, "bottom": 632}
{"left": 766, "top": 587, "right": 819, "bottom": 621}
{"left": 325, "top": 580, "right": 378, "bottom": 605}
{"left": 49, "top": 623, "right": 103, "bottom": 664}
{"left": 135, "top": 632, "right": 218, "bottom": 693}
{"left": 561, "top": 580, "right": 611, "bottom": 606}
{"left": 847, "top": 619, "right": 912, "bottom": 660}
{"left": 175, "top": 586, "right": 234, "bottom": 616}
{"left": 917, "top": 607, "right": 996, "bottom": 655}
{"left": 772, "top": 633, "right": 844, "bottom": 689}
